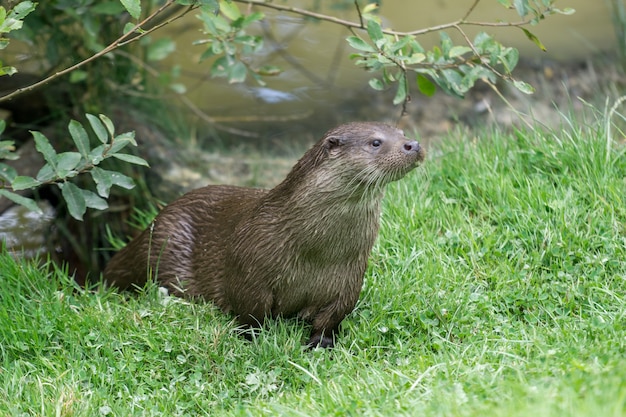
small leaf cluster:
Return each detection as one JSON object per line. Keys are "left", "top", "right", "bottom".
{"left": 0, "top": 114, "right": 148, "bottom": 220}
{"left": 348, "top": 17, "right": 528, "bottom": 106}
{"left": 194, "top": 0, "right": 281, "bottom": 85}
{"left": 0, "top": 1, "right": 36, "bottom": 76}
{"left": 498, "top": 0, "right": 575, "bottom": 24}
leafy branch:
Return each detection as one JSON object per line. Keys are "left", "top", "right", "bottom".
{"left": 230, "top": 0, "right": 564, "bottom": 36}
{"left": 344, "top": 0, "right": 573, "bottom": 113}
{"left": 0, "top": 1, "right": 37, "bottom": 76}
{"left": 0, "top": 0, "right": 574, "bottom": 105}
{"left": 0, "top": 114, "right": 148, "bottom": 220}
{"left": 0, "top": 0, "right": 194, "bottom": 103}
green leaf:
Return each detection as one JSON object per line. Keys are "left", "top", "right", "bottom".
{"left": 199, "top": 0, "right": 220, "bottom": 14}
{"left": 211, "top": 56, "right": 230, "bottom": 78}
{"left": 0, "top": 1, "right": 36, "bottom": 33}
{"left": 0, "top": 163, "right": 17, "bottom": 182}
{"left": 107, "top": 132, "right": 136, "bottom": 155}
{"left": 82, "top": 189, "right": 108, "bottom": 210}
{"left": 382, "top": 68, "right": 396, "bottom": 84}
{"left": 228, "top": 61, "right": 247, "bottom": 84}
{"left": 60, "top": 182, "right": 87, "bottom": 221}
{"left": 169, "top": 83, "right": 187, "bottom": 94}
{"left": 449, "top": 46, "right": 472, "bottom": 58}
{"left": 0, "top": 190, "right": 42, "bottom": 214}
{"left": 362, "top": 2, "right": 378, "bottom": 13}
{"left": 147, "top": 38, "right": 176, "bottom": 61}
{"left": 91, "top": 167, "right": 113, "bottom": 198}
{"left": 68, "top": 119, "right": 91, "bottom": 158}
{"left": 416, "top": 74, "right": 436, "bottom": 97}
{"left": 0, "top": 139, "right": 17, "bottom": 160}
{"left": 9, "top": 1, "right": 36, "bottom": 20}
{"left": 439, "top": 32, "right": 453, "bottom": 56}
{"left": 32, "top": 131, "right": 57, "bottom": 168}
{"left": 442, "top": 69, "right": 463, "bottom": 89}
{"left": 366, "top": 19, "right": 384, "bottom": 44}
{"left": 99, "top": 114, "right": 115, "bottom": 139}
{"left": 115, "top": 131, "right": 137, "bottom": 147}
{"left": 69, "top": 70, "right": 88, "bottom": 83}
{"left": 123, "top": 22, "right": 136, "bottom": 35}
{"left": 553, "top": 7, "right": 575, "bottom": 15}
{"left": 390, "top": 36, "right": 411, "bottom": 54}
{"left": 36, "top": 164, "right": 55, "bottom": 182}
{"left": 89, "top": 145, "right": 107, "bottom": 165}
{"left": 92, "top": 2, "right": 126, "bottom": 15}
{"left": 346, "top": 36, "right": 375, "bottom": 53}
{"left": 434, "top": 70, "right": 465, "bottom": 98}
{"left": 369, "top": 78, "right": 385, "bottom": 91}
{"left": 11, "top": 176, "right": 42, "bottom": 191}
{"left": 219, "top": 0, "right": 241, "bottom": 20}
{"left": 521, "top": 28, "right": 546, "bottom": 52}
{"left": 111, "top": 153, "right": 149, "bottom": 167}
{"left": 406, "top": 53, "right": 426, "bottom": 65}
{"left": 119, "top": 0, "right": 141, "bottom": 19}
{"left": 0, "top": 64, "right": 15, "bottom": 75}
{"left": 501, "top": 48, "right": 519, "bottom": 73}
{"left": 56, "top": 152, "right": 83, "bottom": 177}
{"left": 110, "top": 171, "right": 135, "bottom": 190}
{"left": 513, "top": 80, "right": 535, "bottom": 94}
{"left": 496, "top": 0, "right": 512, "bottom": 6}
{"left": 86, "top": 114, "right": 109, "bottom": 145}
{"left": 513, "top": 0, "right": 528, "bottom": 17}
{"left": 241, "top": 11, "right": 264, "bottom": 28}
{"left": 256, "top": 65, "right": 282, "bottom": 76}
{"left": 393, "top": 73, "right": 407, "bottom": 105}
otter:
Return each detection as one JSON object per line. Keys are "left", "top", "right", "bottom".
{"left": 104, "top": 122, "right": 425, "bottom": 348}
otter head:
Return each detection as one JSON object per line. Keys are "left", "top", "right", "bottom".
{"left": 320, "top": 122, "right": 425, "bottom": 188}
{"left": 279, "top": 122, "right": 425, "bottom": 198}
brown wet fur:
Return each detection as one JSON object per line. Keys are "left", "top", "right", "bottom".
{"left": 103, "top": 122, "right": 425, "bottom": 348}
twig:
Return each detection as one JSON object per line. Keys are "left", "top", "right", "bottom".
{"left": 461, "top": 0, "right": 481, "bottom": 21}
{"left": 484, "top": 80, "right": 534, "bottom": 130}
{"left": 452, "top": 24, "right": 505, "bottom": 80}
{"left": 354, "top": 0, "right": 364, "bottom": 28}
{"left": 232, "top": 0, "right": 536, "bottom": 36}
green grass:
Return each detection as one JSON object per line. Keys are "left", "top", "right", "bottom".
{"left": 2, "top": 112, "right": 626, "bottom": 416}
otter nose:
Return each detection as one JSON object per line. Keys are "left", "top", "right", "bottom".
{"left": 402, "top": 140, "right": 421, "bottom": 154}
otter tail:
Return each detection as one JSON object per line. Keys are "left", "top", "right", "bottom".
{"left": 102, "top": 227, "right": 156, "bottom": 291}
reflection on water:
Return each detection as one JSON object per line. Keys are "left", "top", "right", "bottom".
{"left": 0, "top": 201, "right": 55, "bottom": 258}
{"left": 246, "top": 87, "right": 301, "bottom": 103}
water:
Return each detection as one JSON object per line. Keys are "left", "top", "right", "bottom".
{"left": 0, "top": 201, "right": 55, "bottom": 258}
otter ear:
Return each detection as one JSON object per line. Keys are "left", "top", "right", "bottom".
{"left": 325, "top": 135, "right": 346, "bottom": 150}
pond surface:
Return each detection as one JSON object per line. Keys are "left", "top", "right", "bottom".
{"left": 159, "top": 0, "right": 617, "bottom": 122}
{"left": 0, "top": 201, "right": 55, "bottom": 258}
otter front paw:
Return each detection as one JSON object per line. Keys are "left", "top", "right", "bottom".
{"left": 306, "top": 333, "right": 335, "bottom": 349}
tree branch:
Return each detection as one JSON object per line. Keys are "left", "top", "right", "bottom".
{"left": 0, "top": 0, "right": 193, "bottom": 103}
{"left": 232, "top": 0, "right": 537, "bottom": 36}
{"left": 0, "top": 0, "right": 547, "bottom": 104}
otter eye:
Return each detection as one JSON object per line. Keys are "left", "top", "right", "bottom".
{"left": 371, "top": 139, "right": 382, "bottom": 148}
